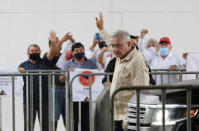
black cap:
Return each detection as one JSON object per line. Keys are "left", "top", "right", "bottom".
{"left": 130, "top": 35, "right": 139, "bottom": 39}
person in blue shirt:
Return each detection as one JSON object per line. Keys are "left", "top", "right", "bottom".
{"left": 59, "top": 42, "right": 97, "bottom": 131}
{"left": 18, "top": 37, "right": 56, "bottom": 131}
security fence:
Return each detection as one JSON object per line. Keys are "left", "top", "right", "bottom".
{"left": 110, "top": 84, "right": 199, "bottom": 131}
{"left": 0, "top": 70, "right": 199, "bottom": 131}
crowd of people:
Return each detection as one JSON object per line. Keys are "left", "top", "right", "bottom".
{"left": 18, "top": 12, "right": 187, "bottom": 131}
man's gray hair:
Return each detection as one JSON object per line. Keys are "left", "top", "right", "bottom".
{"left": 146, "top": 38, "right": 158, "bottom": 48}
{"left": 111, "top": 29, "right": 131, "bottom": 42}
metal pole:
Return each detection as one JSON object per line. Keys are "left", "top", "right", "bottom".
{"left": 26, "top": 75, "right": 29, "bottom": 131}
{"left": 30, "top": 75, "right": 34, "bottom": 131}
{"left": 65, "top": 71, "right": 70, "bottom": 131}
{"left": 187, "top": 89, "right": 192, "bottom": 131}
{"left": 161, "top": 74, "right": 163, "bottom": 85}
{"left": 70, "top": 74, "right": 74, "bottom": 131}
{"left": 48, "top": 75, "right": 51, "bottom": 131}
{"left": 52, "top": 74, "right": 55, "bottom": 131}
{"left": 179, "top": 73, "right": 182, "bottom": 82}
{"left": 12, "top": 75, "right": 15, "bottom": 131}
{"left": 89, "top": 75, "right": 92, "bottom": 131}
{"left": 136, "top": 89, "right": 140, "bottom": 131}
{"left": 39, "top": 74, "right": 42, "bottom": 131}
{"left": 167, "top": 71, "right": 170, "bottom": 84}
{"left": 0, "top": 95, "right": 2, "bottom": 131}
{"left": 78, "top": 102, "right": 81, "bottom": 131}
{"left": 162, "top": 89, "right": 166, "bottom": 131}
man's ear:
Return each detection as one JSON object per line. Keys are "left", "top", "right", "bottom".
{"left": 169, "top": 44, "right": 172, "bottom": 50}
{"left": 72, "top": 52, "right": 75, "bottom": 56}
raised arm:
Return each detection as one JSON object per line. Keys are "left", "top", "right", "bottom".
{"left": 60, "top": 32, "right": 73, "bottom": 45}
{"left": 95, "top": 12, "right": 110, "bottom": 45}
{"left": 138, "top": 29, "right": 148, "bottom": 53}
{"left": 47, "top": 30, "right": 57, "bottom": 60}
{"left": 98, "top": 46, "right": 108, "bottom": 69}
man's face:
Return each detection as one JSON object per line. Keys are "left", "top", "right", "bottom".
{"left": 147, "top": 42, "right": 156, "bottom": 49}
{"left": 110, "top": 37, "right": 131, "bottom": 59}
{"left": 131, "top": 38, "right": 138, "bottom": 46}
{"left": 28, "top": 46, "right": 40, "bottom": 56}
{"left": 73, "top": 47, "right": 84, "bottom": 54}
{"left": 72, "top": 46, "right": 85, "bottom": 60}
{"left": 159, "top": 42, "right": 171, "bottom": 50}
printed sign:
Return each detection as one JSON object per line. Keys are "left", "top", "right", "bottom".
{"left": 69, "top": 68, "right": 104, "bottom": 101}
{"left": 186, "top": 53, "right": 199, "bottom": 80}
{"left": 0, "top": 68, "right": 23, "bottom": 96}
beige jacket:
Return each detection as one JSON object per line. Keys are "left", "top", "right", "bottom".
{"left": 100, "top": 29, "right": 149, "bottom": 120}
{"left": 110, "top": 48, "right": 149, "bottom": 120}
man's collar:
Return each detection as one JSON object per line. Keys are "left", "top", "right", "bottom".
{"left": 28, "top": 59, "right": 39, "bottom": 64}
{"left": 119, "top": 48, "right": 137, "bottom": 63}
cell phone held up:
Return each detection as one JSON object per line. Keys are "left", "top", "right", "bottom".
{"left": 95, "top": 33, "right": 101, "bottom": 43}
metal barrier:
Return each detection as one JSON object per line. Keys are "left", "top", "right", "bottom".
{"left": 0, "top": 70, "right": 113, "bottom": 131}
{"left": 150, "top": 70, "right": 199, "bottom": 85}
{"left": 110, "top": 84, "right": 199, "bottom": 131}
{"left": 1, "top": 70, "right": 199, "bottom": 131}
{"left": 0, "top": 70, "right": 68, "bottom": 131}
{"left": 68, "top": 72, "right": 112, "bottom": 131}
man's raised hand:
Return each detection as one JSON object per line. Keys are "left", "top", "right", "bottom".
{"left": 49, "top": 30, "right": 57, "bottom": 45}
{"left": 60, "top": 32, "right": 73, "bottom": 44}
{"left": 95, "top": 12, "right": 104, "bottom": 31}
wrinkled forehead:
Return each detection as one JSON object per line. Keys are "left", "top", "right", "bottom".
{"left": 148, "top": 41, "right": 156, "bottom": 45}
{"left": 159, "top": 42, "right": 170, "bottom": 46}
{"left": 110, "top": 37, "right": 124, "bottom": 45}
{"left": 73, "top": 47, "right": 84, "bottom": 52}
{"left": 28, "top": 45, "right": 41, "bottom": 52}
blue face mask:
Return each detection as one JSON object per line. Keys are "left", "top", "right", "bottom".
{"left": 159, "top": 47, "right": 169, "bottom": 56}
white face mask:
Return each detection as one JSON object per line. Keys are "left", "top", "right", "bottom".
{"left": 148, "top": 47, "right": 156, "bottom": 54}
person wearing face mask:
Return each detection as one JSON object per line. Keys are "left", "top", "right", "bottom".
{"left": 142, "top": 39, "right": 159, "bottom": 66}
{"left": 18, "top": 41, "right": 56, "bottom": 131}
{"left": 59, "top": 42, "right": 97, "bottom": 131}
{"left": 149, "top": 37, "right": 186, "bottom": 85}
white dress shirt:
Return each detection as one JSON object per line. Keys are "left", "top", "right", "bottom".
{"left": 149, "top": 51, "right": 186, "bottom": 85}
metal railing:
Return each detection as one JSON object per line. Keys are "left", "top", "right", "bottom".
{"left": 110, "top": 85, "right": 199, "bottom": 131}
{"left": 0, "top": 70, "right": 113, "bottom": 131}
{"left": 0, "top": 69, "right": 199, "bottom": 131}
{"left": 150, "top": 70, "right": 199, "bottom": 85}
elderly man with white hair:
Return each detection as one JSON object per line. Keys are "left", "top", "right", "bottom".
{"left": 96, "top": 13, "right": 149, "bottom": 131}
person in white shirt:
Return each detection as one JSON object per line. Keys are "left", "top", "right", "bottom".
{"left": 142, "top": 38, "right": 159, "bottom": 65}
{"left": 149, "top": 37, "right": 186, "bottom": 85}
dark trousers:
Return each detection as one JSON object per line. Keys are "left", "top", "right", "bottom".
{"left": 73, "top": 102, "right": 90, "bottom": 131}
{"left": 23, "top": 101, "right": 49, "bottom": 131}
{"left": 114, "top": 120, "right": 124, "bottom": 131}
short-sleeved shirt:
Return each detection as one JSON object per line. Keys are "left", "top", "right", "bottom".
{"left": 19, "top": 57, "right": 51, "bottom": 104}
{"left": 61, "top": 57, "right": 98, "bottom": 70}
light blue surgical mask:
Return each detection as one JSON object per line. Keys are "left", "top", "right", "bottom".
{"left": 159, "top": 47, "right": 169, "bottom": 56}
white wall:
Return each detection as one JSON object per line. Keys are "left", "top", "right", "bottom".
{"left": 0, "top": 0, "right": 199, "bottom": 68}
{"left": 0, "top": 0, "right": 199, "bottom": 130}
